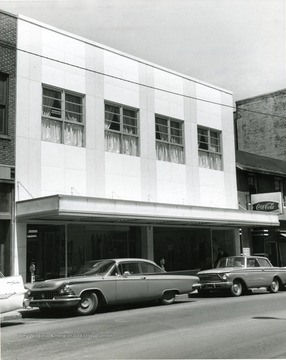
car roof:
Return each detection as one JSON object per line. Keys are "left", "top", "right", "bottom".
{"left": 84, "top": 258, "right": 157, "bottom": 264}
{"left": 224, "top": 255, "right": 269, "bottom": 260}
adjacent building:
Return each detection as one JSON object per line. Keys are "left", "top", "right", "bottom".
{"left": 0, "top": 10, "right": 279, "bottom": 281}
{"left": 235, "top": 90, "right": 286, "bottom": 265}
{"left": 0, "top": 11, "right": 17, "bottom": 276}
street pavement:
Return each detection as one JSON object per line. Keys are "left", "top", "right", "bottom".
{"left": 2, "top": 291, "right": 286, "bottom": 359}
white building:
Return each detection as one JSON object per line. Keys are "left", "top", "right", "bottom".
{"left": 5, "top": 12, "right": 278, "bottom": 281}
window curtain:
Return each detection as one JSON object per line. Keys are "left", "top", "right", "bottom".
{"left": 42, "top": 90, "right": 61, "bottom": 143}
{"left": 123, "top": 135, "right": 138, "bottom": 156}
{"left": 199, "top": 150, "right": 222, "bottom": 170}
{"left": 156, "top": 142, "right": 169, "bottom": 161}
{"left": 170, "top": 145, "right": 184, "bottom": 164}
{"left": 41, "top": 118, "right": 62, "bottom": 143}
{"left": 64, "top": 123, "right": 83, "bottom": 147}
{"left": 105, "top": 131, "right": 121, "bottom": 153}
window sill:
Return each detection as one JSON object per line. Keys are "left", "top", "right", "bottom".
{"left": 0, "top": 135, "right": 11, "bottom": 141}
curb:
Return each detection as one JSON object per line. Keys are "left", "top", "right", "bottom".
{"left": 0, "top": 307, "right": 36, "bottom": 322}
{"left": 1, "top": 310, "right": 22, "bottom": 322}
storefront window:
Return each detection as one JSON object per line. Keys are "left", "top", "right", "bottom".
{"left": 154, "top": 228, "right": 212, "bottom": 271}
{"left": 154, "top": 228, "right": 235, "bottom": 271}
{"left": 26, "top": 224, "right": 141, "bottom": 281}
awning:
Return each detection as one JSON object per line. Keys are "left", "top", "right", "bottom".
{"left": 236, "top": 151, "right": 286, "bottom": 176}
{"left": 16, "top": 194, "right": 280, "bottom": 228}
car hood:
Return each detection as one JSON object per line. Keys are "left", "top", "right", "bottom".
{"left": 197, "top": 267, "right": 242, "bottom": 275}
{"left": 30, "top": 275, "right": 104, "bottom": 290}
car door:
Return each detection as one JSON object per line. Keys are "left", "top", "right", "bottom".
{"left": 116, "top": 261, "right": 148, "bottom": 303}
{"left": 245, "top": 258, "right": 264, "bottom": 287}
{"left": 257, "top": 257, "right": 277, "bottom": 287}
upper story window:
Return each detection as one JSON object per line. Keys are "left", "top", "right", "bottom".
{"left": 0, "top": 73, "right": 8, "bottom": 136}
{"left": 41, "top": 87, "right": 84, "bottom": 147}
{"left": 198, "top": 127, "right": 222, "bottom": 170}
{"left": 105, "top": 102, "right": 139, "bottom": 156}
{"left": 155, "top": 115, "right": 184, "bottom": 164}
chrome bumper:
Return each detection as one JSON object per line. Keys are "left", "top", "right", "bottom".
{"left": 200, "top": 281, "right": 233, "bottom": 290}
{"left": 29, "top": 296, "right": 81, "bottom": 308}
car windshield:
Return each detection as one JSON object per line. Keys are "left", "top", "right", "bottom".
{"left": 217, "top": 256, "right": 245, "bottom": 268}
{"left": 75, "top": 260, "right": 115, "bottom": 276}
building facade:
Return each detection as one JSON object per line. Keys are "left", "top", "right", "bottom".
{"left": 235, "top": 90, "right": 286, "bottom": 265}
{"left": 1, "top": 11, "right": 279, "bottom": 281}
{"left": 236, "top": 89, "right": 286, "bottom": 161}
{"left": 0, "top": 11, "right": 17, "bottom": 275}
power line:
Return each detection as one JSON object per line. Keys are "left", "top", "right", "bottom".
{"left": 1, "top": 40, "right": 285, "bottom": 120}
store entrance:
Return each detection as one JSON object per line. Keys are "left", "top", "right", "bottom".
{"left": 27, "top": 225, "right": 65, "bottom": 282}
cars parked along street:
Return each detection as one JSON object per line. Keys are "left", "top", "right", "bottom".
{"left": 28, "top": 258, "right": 200, "bottom": 316}
{"left": 197, "top": 256, "right": 286, "bottom": 297}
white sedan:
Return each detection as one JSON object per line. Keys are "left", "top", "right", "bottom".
{"left": 0, "top": 272, "right": 29, "bottom": 314}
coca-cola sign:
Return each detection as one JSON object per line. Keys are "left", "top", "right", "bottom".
{"left": 251, "top": 192, "right": 282, "bottom": 214}
{"left": 252, "top": 201, "right": 279, "bottom": 212}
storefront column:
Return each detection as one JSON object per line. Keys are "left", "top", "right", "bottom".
{"left": 13, "top": 221, "right": 27, "bottom": 280}
{"left": 141, "top": 226, "right": 154, "bottom": 260}
{"left": 234, "top": 228, "right": 241, "bottom": 255}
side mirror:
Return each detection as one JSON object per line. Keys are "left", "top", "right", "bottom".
{"left": 123, "top": 271, "right": 131, "bottom": 277}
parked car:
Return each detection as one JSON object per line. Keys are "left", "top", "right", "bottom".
{"left": 28, "top": 258, "right": 200, "bottom": 316}
{"left": 0, "top": 272, "right": 30, "bottom": 314}
{"left": 197, "top": 255, "right": 286, "bottom": 297}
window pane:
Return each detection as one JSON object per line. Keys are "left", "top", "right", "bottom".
{"left": 198, "top": 128, "right": 209, "bottom": 150}
{"left": 105, "top": 104, "right": 120, "bottom": 131}
{"left": 0, "top": 108, "right": 5, "bottom": 134}
{"left": 65, "top": 94, "right": 83, "bottom": 123}
{"left": 105, "top": 104, "right": 140, "bottom": 157}
{"left": 155, "top": 118, "right": 168, "bottom": 141}
{"left": 123, "top": 114, "right": 137, "bottom": 135}
{"left": 43, "top": 89, "right": 61, "bottom": 118}
{"left": 210, "top": 131, "right": 221, "bottom": 152}
{"left": 141, "top": 262, "right": 163, "bottom": 273}
{"left": 123, "top": 108, "right": 136, "bottom": 118}
{"left": 170, "top": 121, "right": 182, "bottom": 144}
{"left": 0, "top": 77, "right": 7, "bottom": 104}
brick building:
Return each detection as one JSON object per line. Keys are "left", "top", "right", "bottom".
{"left": 235, "top": 90, "right": 286, "bottom": 265}
{"left": 0, "top": 11, "right": 17, "bottom": 275}
{"left": 236, "top": 89, "right": 286, "bottom": 161}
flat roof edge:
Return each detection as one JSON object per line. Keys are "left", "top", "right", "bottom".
{"left": 15, "top": 13, "right": 232, "bottom": 95}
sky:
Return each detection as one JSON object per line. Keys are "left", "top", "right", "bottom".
{"left": 0, "top": 0, "right": 285, "bottom": 101}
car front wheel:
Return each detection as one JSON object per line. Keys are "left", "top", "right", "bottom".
{"left": 75, "top": 292, "right": 98, "bottom": 316}
{"left": 268, "top": 278, "right": 279, "bottom": 293}
{"left": 230, "top": 280, "right": 244, "bottom": 297}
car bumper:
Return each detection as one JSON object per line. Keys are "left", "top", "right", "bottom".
{"left": 192, "top": 283, "right": 202, "bottom": 290}
{"left": 29, "top": 296, "right": 81, "bottom": 309}
{"left": 200, "top": 281, "right": 233, "bottom": 290}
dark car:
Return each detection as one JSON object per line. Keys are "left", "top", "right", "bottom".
{"left": 197, "top": 255, "right": 286, "bottom": 297}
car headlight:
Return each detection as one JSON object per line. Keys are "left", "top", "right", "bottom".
{"left": 221, "top": 274, "right": 228, "bottom": 281}
{"left": 59, "top": 284, "right": 74, "bottom": 295}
